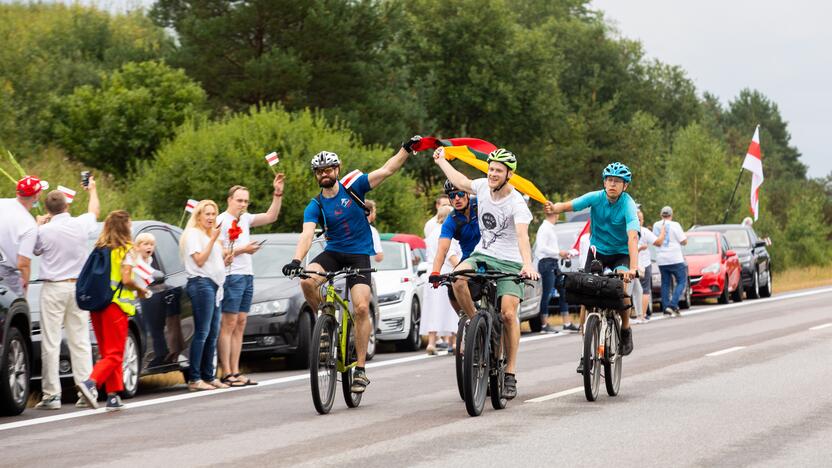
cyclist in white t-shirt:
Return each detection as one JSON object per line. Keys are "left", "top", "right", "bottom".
{"left": 432, "top": 147, "right": 539, "bottom": 400}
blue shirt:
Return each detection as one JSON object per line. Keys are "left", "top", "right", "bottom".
{"left": 303, "top": 174, "right": 374, "bottom": 256}
{"left": 571, "top": 190, "right": 639, "bottom": 256}
{"left": 439, "top": 198, "right": 480, "bottom": 259}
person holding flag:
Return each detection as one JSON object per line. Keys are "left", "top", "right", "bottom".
{"left": 31, "top": 176, "right": 100, "bottom": 409}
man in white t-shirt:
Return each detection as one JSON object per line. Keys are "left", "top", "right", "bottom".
{"left": 365, "top": 199, "right": 384, "bottom": 262}
{"left": 0, "top": 176, "right": 42, "bottom": 295}
{"left": 216, "top": 173, "right": 284, "bottom": 386}
{"left": 32, "top": 177, "right": 100, "bottom": 409}
{"left": 652, "top": 206, "right": 688, "bottom": 316}
{"left": 432, "top": 147, "right": 539, "bottom": 400}
{"left": 423, "top": 193, "right": 451, "bottom": 238}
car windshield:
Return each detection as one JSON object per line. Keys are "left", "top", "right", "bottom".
{"left": 252, "top": 242, "right": 300, "bottom": 277}
{"left": 373, "top": 241, "right": 407, "bottom": 271}
{"left": 684, "top": 236, "right": 718, "bottom": 255}
{"left": 722, "top": 230, "right": 751, "bottom": 248}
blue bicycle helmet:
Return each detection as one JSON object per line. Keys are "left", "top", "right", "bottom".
{"left": 602, "top": 162, "right": 632, "bottom": 183}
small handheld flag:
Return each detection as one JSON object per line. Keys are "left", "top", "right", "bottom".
{"left": 265, "top": 151, "right": 279, "bottom": 174}
{"left": 185, "top": 199, "right": 198, "bottom": 213}
{"left": 133, "top": 257, "right": 156, "bottom": 286}
{"left": 57, "top": 185, "right": 76, "bottom": 203}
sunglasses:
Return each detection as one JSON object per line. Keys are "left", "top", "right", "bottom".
{"left": 448, "top": 191, "right": 467, "bottom": 199}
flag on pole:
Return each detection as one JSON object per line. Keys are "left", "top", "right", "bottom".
{"left": 572, "top": 219, "right": 591, "bottom": 251}
{"left": 57, "top": 185, "right": 76, "bottom": 203}
{"left": 265, "top": 151, "right": 279, "bottom": 167}
{"left": 133, "top": 257, "right": 156, "bottom": 286}
{"left": 185, "top": 199, "right": 198, "bottom": 213}
{"left": 741, "top": 125, "right": 764, "bottom": 221}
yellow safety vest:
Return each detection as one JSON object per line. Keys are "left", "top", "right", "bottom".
{"left": 110, "top": 245, "right": 138, "bottom": 316}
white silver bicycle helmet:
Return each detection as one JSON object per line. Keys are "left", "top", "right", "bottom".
{"left": 310, "top": 151, "right": 341, "bottom": 171}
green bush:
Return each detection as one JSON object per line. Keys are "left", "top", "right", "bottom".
{"left": 132, "top": 105, "right": 427, "bottom": 234}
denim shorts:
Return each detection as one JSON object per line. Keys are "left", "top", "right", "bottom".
{"left": 222, "top": 274, "right": 254, "bottom": 313}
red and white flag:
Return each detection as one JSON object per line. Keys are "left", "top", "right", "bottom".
{"left": 185, "top": 199, "right": 198, "bottom": 213}
{"left": 741, "top": 125, "right": 764, "bottom": 221}
{"left": 264, "top": 151, "right": 280, "bottom": 167}
{"left": 133, "top": 257, "right": 155, "bottom": 286}
{"left": 340, "top": 170, "right": 363, "bottom": 189}
{"left": 57, "top": 185, "right": 76, "bottom": 203}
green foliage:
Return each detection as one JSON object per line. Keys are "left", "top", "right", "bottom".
{"left": 131, "top": 105, "right": 427, "bottom": 233}
{"left": 51, "top": 61, "right": 207, "bottom": 174}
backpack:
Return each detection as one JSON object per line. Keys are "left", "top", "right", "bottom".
{"left": 450, "top": 199, "right": 478, "bottom": 240}
{"left": 76, "top": 247, "right": 122, "bottom": 312}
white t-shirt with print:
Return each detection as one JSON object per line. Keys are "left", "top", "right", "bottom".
{"left": 217, "top": 212, "right": 255, "bottom": 276}
{"left": 638, "top": 226, "right": 657, "bottom": 271}
{"left": 652, "top": 220, "right": 687, "bottom": 266}
{"left": 470, "top": 179, "right": 533, "bottom": 264}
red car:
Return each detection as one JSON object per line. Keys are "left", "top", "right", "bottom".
{"left": 683, "top": 231, "right": 743, "bottom": 304}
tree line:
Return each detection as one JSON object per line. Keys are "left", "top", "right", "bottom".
{"left": 0, "top": 1, "right": 829, "bottom": 270}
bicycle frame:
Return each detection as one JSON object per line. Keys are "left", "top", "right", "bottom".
{"left": 320, "top": 282, "right": 356, "bottom": 374}
{"left": 584, "top": 307, "right": 618, "bottom": 362}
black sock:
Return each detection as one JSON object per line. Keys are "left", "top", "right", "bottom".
{"left": 356, "top": 366, "right": 365, "bottom": 372}
{"left": 505, "top": 372, "right": 515, "bottom": 378}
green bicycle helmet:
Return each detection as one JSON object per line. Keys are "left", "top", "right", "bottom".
{"left": 602, "top": 162, "right": 632, "bottom": 183}
{"left": 487, "top": 148, "right": 517, "bottom": 171}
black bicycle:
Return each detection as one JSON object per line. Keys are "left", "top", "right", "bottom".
{"left": 438, "top": 267, "right": 530, "bottom": 417}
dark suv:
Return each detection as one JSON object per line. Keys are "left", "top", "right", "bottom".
{"left": 689, "top": 224, "right": 772, "bottom": 299}
{"left": 1, "top": 250, "right": 32, "bottom": 416}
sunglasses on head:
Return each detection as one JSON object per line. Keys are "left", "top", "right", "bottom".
{"left": 447, "top": 191, "right": 467, "bottom": 199}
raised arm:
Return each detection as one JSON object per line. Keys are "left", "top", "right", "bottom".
{"left": 368, "top": 135, "right": 422, "bottom": 188}
{"left": 86, "top": 176, "right": 100, "bottom": 219}
{"left": 545, "top": 200, "right": 574, "bottom": 215}
{"left": 251, "top": 173, "right": 285, "bottom": 228}
{"left": 432, "top": 148, "right": 473, "bottom": 193}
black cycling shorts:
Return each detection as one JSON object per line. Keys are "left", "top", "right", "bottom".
{"left": 584, "top": 251, "right": 630, "bottom": 273}
{"left": 309, "top": 250, "right": 372, "bottom": 290}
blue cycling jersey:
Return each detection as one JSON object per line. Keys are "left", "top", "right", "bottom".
{"left": 303, "top": 174, "right": 374, "bottom": 256}
{"left": 439, "top": 198, "right": 480, "bottom": 259}
{"left": 571, "top": 190, "right": 639, "bottom": 256}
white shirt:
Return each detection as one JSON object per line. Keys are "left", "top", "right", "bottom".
{"left": 217, "top": 212, "right": 255, "bottom": 275}
{"left": 34, "top": 212, "right": 98, "bottom": 281}
{"left": 426, "top": 221, "right": 461, "bottom": 273}
{"left": 182, "top": 228, "right": 227, "bottom": 292}
{"left": 0, "top": 198, "right": 37, "bottom": 263}
{"left": 370, "top": 226, "right": 382, "bottom": 255}
{"left": 423, "top": 217, "right": 441, "bottom": 238}
{"left": 534, "top": 220, "right": 562, "bottom": 261}
{"left": 652, "top": 220, "right": 687, "bottom": 266}
{"left": 637, "top": 226, "right": 658, "bottom": 271}
{"left": 470, "top": 179, "right": 533, "bottom": 264}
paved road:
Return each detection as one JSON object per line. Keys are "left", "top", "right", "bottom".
{"left": 2, "top": 287, "right": 832, "bottom": 467}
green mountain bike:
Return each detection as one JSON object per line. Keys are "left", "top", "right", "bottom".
{"left": 297, "top": 268, "right": 375, "bottom": 415}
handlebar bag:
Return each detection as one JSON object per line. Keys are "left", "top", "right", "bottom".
{"left": 563, "top": 271, "right": 627, "bottom": 310}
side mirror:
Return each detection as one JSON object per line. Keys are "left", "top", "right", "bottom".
{"left": 151, "top": 270, "right": 165, "bottom": 284}
{"left": 726, "top": 249, "right": 736, "bottom": 257}
{"left": 755, "top": 240, "right": 767, "bottom": 248}
{"left": 416, "top": 261, "right": 430, "bottom": 277}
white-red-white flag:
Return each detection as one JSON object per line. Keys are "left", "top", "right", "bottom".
{"left": 133, "top": 257, "right": 155, "bottom": 286}
{"left": 340, "top": 170, "right": 363, "bottom": 189}
{"left": 57, "top": 185, "right": 76, "bottom": 203}
{"left": 264, "top": 151, "right": 280, "bottom": 167}
{"left": 185, "top": 199, "right": 198, "bottom": 213}
{"left": 741, "top": 125, "right": 764, "bottom": 221}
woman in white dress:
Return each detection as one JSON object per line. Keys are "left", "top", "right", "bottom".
{"left": 420, "top": 206, "right": 462, "bottom": 355}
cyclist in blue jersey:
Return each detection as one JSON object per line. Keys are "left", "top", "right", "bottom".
{"left": 283, "top": 136, "right": 421, "bottom": 393}
{"left": 545, "top": 162, "right": 639, "bottom": 358}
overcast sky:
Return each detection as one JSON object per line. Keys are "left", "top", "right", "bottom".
{"left": 591, "top": 0, "right": 831, "bottom": 178}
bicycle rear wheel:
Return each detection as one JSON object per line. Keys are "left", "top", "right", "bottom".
{"left": 604, "top": 315, "right": 622, "bottom": 396}
{"left": 463, "top": 313, "right": 489, "bottom": 417}
{"left": 489, "top": 332, "right": 507, "bottom": 410}
{"left": 455, "top": 315, "right": 467, "bottom": 401}
{"left": 310, "top": 311, "right": 338, "bottom": 414}
{"left": 341, "top": 318, "right": 363, "bottom": 408}
{"left": 583, "top": 314, "right": 601, "bottom": 402}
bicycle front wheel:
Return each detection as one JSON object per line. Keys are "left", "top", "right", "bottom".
{"left": 455, "top": 315, "right": 467, "bottom": 401}
{"left": 463, "top": 313, "right": 489, "bottom": 417}
{"left": 310, "top": 312, "right": 338, "bottom": 414}
{"left": 583, "top": 314, "right": 601, "bottom": 402}
{"left": 604, "top": 315, "right": 622, "bottom": 396}
{"left": 341, "top": 318, "right": 363, "bottom": 408}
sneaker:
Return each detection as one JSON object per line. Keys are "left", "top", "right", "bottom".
{"left": 351, "top": 369, "right": 370, "bottom": 393}
{"left": 502, "top": 374, "right": 517, "bottom": 400}
{"left": 105, "top": 394, "right": 125, "bottom": 412}
{"left": 540, "top": 324, "right": 560, "bottom": 334}
{"left": 76, "top": 379, "right": 99, "bottom": 410}
{"left": 562, "top": 323, "right": 580, "bottom": 333}
{"left": 35, "top": 394, "right": 61, "bottom": 410}
{"left": 75, "top": 395, "right": 89, "bottom": 408}
{"left": 620, "top": 328, "right": 634, "bottom": 356}
{"left": 673, "top": 308, "right": 681, "bottom": 317}
{"left": 663, "top": 307, "right": 674, "bottom": 316}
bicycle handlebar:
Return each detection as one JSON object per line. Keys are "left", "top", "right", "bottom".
{"left": 433, "top": 269, "right": 533, "bottom": 287}
{"left": 295, "top": 267, "right": 376, "bottom": 281}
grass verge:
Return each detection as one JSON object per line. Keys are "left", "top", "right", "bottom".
{"left": 773, "top": 265, "right": 832, "bottom": 293}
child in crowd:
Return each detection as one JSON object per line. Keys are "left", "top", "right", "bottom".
{"left": 134, "top": 232, "right": 156, "bottom": 265}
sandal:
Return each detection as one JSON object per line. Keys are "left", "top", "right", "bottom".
{"left": 221, "top": 374, "right": 246, "bottom": 388}
{"left": 233, "top": 373, "right": 258, "bottom": 386}
{"left": 188, "top": 380, "right": 214, "bottom": 392}
{"left": 207, "top": 379, "right": 229, "bottom": 389}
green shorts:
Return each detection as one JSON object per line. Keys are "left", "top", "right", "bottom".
{"left": 464, "top": 252, "right": 524, "bottom": 300}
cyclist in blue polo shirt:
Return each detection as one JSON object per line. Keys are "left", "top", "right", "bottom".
{"left": 283, "top": 136, "right": 421, "bottom": 394}
{"left": 546, "top": 162, "right": 640, "bottom": 359}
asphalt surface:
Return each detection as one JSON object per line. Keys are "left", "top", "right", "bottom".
{"left": 2, "top": 287, "right": 831, "bottom": 467}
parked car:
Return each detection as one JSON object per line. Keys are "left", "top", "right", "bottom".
{"left": 683, "top": 232, "right": 743, "bottom": 304}
{"left": 689, "top": 224, "right": 772, "bottom": 299}
{"left": 0, "top": 249, "right": 32, "bottom": 415}
{"left": 28, "top": 220, "right": 195, "bottom": 399}
{"left": 375, "top": 239, "right": 425, "bottom": 351}
{"left": 649, "top": 245, "right": 691, "bottom": 310}
{"left": 243, "top": 234, "right": 380, "bottom": 365}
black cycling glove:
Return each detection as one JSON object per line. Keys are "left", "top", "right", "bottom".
{"left": 282, "top": 259, "right": 302, "bottom": 277}
{"left": 401, "top": 135, "right": 422, "bottom": 154}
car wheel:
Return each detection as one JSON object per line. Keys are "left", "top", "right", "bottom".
{"left": 718, "top": 276, "right": 730, "bottom": 304}
{"left": 679, "top": 280, "right": 692, "bottom": 310}
{"left": 366, "top": 305, "right": 377, "bottom": 361}
{"left": 397, "top": 297, "right": 422, "bottom": 352}
{"left": 0, "top": 326, "right": 30, "bottom": 416}
{"left": 120, "top": 329, "right": 140, "bottom": 399}
{"left": 731, "top": 275, "right": 744, "bottom": 302}
{"left": 747, "top": 270, "right": 760, "bottom": 299}
{"left": 289, "top": 311, "right": 312, "bottom": 370}
{"left": 760, "top": 268, "right": 773, "bottom": 298}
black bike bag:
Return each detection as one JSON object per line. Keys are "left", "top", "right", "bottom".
{"left": 563, "top": 271, "right": 627, "bottom": 310}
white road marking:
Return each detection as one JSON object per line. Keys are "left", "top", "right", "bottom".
{"left": 525, "top": 386, "right": 583, "bottom": 403}
{"left": 706, "top": 346, "right": 746, "bottom": 357}
{"left": 809, "top": 323, "right": 832, "bottom": 331}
